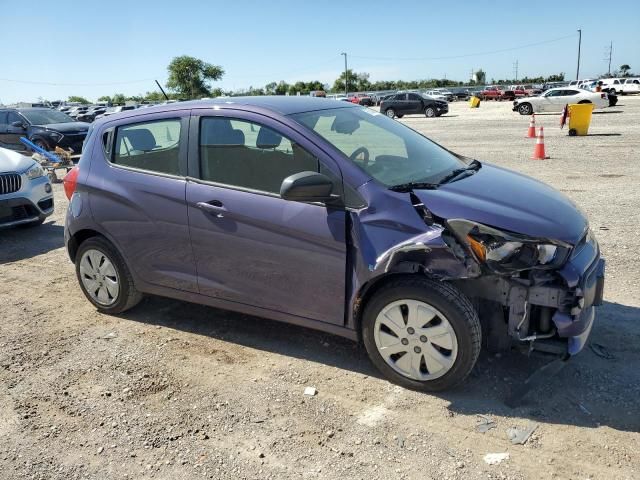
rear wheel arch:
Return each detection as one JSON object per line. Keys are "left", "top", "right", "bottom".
{"left": 68, "top": 229, "right": 103, "bottom": 262}
{"left": 578, "top": 99, "right": 592, "bottom": 104}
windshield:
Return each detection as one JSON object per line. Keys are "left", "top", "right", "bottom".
{"left": 20, "top": 109, "right": 75, "bottom": 125}
{"left": 290, "top": 107, "right": 464, "bottom": 187}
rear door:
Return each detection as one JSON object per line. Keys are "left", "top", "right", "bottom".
{"left": 88, "top": 111, "right": 198, "bottom": 293}
{"left": 393, "top": 93, "right": 409, "bottom": 114}
{"left": 185, "top": 110, "right": 347, "bottom": 325}
{"left": 407, "top": 93, "right": 423, "bottom": 113}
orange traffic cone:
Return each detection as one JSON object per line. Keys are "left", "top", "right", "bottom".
{"left": 531, "top": 126, "right": 549, "bottom": 160}
{"left": 526, "top": 114, "right": 536, "bottom": 138}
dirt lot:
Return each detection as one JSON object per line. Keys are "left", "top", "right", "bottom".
{"left": 1, "top": 97, "right": 639, "bottom": 480}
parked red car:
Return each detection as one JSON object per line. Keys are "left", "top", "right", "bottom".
{"left": 480, "top": 86, "right": 507, "bottom": 100}
{"left": 349, "top": 94, "right": 374, "bottom": 107}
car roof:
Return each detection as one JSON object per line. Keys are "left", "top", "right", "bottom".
{"left": 112, "top": 97, "right": 358, "bottom": 118}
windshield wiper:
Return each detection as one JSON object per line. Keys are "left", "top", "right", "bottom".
{"left": 389, "top": 181, "right": 439, "bottom": 192}
{"left": 437, "top": 159, "right": 482, "bottom": 185}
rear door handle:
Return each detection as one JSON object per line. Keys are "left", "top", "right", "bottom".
{"left": 196, "top": 201, "right": 227, "bottom": 218}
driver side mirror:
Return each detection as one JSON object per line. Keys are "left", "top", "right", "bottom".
{"left": 11, "top": 121, "right": 26, "bottom": 129}
{"left": 280, "top": 171, "right": 337, "bottom": 203}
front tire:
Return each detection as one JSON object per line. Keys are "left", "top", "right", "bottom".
{"left": 425, "top": 107, "right": 436, "bottom": 118}
{"left": 32, "top": 138, "right": 51, "bottom": 151}
{"left": 362, "top": 277, "right": 481, "bottom": 392}
{"left": 517, "top": 103, "right": 533, "bottom": 115}
{"left": 385, "top": 108, "right": 396, "bottom": 118}
{"left": 75, "top": 236, "right": 142, "bottom": 314}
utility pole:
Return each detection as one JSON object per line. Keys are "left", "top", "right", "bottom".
{"left": 341, "top": 52, "right": 348, "bottom": 96}
{"left": 576, "top": 29, "right": 582, "bottom": 80}
{"left": 607, "top": 41, "right": 613, "bottom": 75}
{"left": 513, "top": 60, "right": 519, "bottom": 81}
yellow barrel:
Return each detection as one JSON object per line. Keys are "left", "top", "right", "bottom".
{"left": 567, "top": 103, "right": 594, "bottom": 136}
{"left": 469, "top": 96, "right": 481, "bottom": 108}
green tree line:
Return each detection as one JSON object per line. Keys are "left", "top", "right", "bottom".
{"left": 64, "top": 55, "right": 626, "bottom": 105}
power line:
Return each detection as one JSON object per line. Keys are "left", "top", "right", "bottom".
{"left": 350, "top": 34, "right": 577, "bottom": 62}
{"left": 0, "top": 77, "right": 159, "bottom": 87}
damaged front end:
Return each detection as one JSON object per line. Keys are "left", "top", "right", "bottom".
{"left": 448, "top": 220, "right": 605, "bottom": 356}
{"left": 349, "top": 183, "right": 605, "bottom": 358}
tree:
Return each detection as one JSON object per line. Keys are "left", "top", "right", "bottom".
{"left": 620, "top": 64, "right": 631, "bottom": 77}
{"left": 111, "top": 93, "right": 127, "bottom": 105}
{"left": 264, "top": 82, "right": 278, "bottom": 95}
{"left": 166, "top": 55, "right": 224, "bottom": 99}
{"left": 473, "top": 69, "right": 486, "bottom": 85}
{"left": 97, "top": 95, "right": 112, "bottom": 103}
{"left": 545, "top": 73, "right": 565, "bottom": 82}
{"left": 68, "top": 96, "right": 90, "bottom": 104}
{"left": 333, "top": 69, "right": 367, "bottom": 93}
{"left": 274, "top": 81, "right": 290, "bottom": 95}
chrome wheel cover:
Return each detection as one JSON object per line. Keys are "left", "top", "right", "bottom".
{"left": 79, "top": 249, "right": 119, "bottom": 306}
{"left": 374, "top": 299, "right": 458, "bottom": 381}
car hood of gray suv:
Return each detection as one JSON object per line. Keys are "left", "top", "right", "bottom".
{"left": 0, "top": 146, "right": 36, "bottom": 173}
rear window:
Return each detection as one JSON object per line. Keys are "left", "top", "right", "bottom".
{"left": 112, "top": 119, "right": 181, "bottom": 175}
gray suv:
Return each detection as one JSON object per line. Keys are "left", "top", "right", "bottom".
{"left": 0, "top": 147, "right": 53, "bottom": 228}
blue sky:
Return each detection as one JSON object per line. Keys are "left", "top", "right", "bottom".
{"left": 1, "top": 0, "right": 638, "bottom": 103}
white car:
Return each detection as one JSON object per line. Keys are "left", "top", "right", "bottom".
{"left": 0, "top": 147, "right": 53, "bottom": 228}
{"left": 423, "top": 90, "right": 448, "bottom": 102}
{"left": 512, "top": 87, "right": 608, "bottom": 115}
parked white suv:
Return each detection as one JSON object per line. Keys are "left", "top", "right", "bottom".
{"left": 512, "top": 87, "right": 609, "bottom": 115}
{"left": 0, "top": 147, "right": 53, "bottom": 228}
{"left": 601, "top": 78, "right": 640, "bottom": 95}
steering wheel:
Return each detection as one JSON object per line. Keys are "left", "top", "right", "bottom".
{"left": 350, "top": 146, "right": 370, "bottom": 167}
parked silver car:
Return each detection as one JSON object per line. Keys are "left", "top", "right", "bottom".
{"left": 0, "top": 147, "right": 53, "bottom": 228}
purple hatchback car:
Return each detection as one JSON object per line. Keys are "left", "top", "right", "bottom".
{"left": 64, "top": 97, "right": 604, "bottom": 391}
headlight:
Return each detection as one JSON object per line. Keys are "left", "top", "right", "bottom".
{"left": 25, "top": 163, "right": 45, "bottom": 180}
{"left": 46, "top": 131, "right": 64, "bottom": 142}
{"left": 447, "top": 219, "right": 570, "bottom": 274}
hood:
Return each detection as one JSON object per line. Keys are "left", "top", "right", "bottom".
{"left": 0, "top": 147, "right": 37, "bottom": 173}
{"left": 413, "top": 163, "right": 587, "bottom": 245}
{"left": 30, "top": 122, "right": 90, "bottom": 134}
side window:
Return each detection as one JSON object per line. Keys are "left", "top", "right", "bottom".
{"left": 112, "top": 119, "right": 181, "bottom": 175}
{"left": 0, "top": 111, "right": 7, "bottom": 126}
{"left": 7, "top": 112, "right": 23, "bottom": 125}
{"left": 395, "top": 94, "right": 407, "bottom": 101}
{"left": 408, "top": 93, "right": 421, "bottom": 101}
{"left": 199, "top": 117, "right": 319, "bottom": 194}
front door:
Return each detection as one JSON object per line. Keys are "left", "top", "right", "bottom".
{"left": 4, "top": 112, "right": 27, "bottom": 149}
{"left": 407, "top": 93, "right": 423, "bottom": 114}
{"left": 186, "top": 111, "right": 347, "bottom": 325}
{"left": 88, "top": 112, "right": 198, "bottom": 293}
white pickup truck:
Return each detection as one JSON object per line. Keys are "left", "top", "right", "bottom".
{"left": 601, "top": 78, "right": 640, "bottom": 95}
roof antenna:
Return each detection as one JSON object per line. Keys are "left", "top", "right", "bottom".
{"left": 155, "top": 80, "right": 169, "bottom": 101}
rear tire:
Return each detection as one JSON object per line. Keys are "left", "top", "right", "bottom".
{"left": 362, "top": 277, "right": 481, "bottom": 392}
{"left": 75, "top": 236, "right": 142, "bottom": 314}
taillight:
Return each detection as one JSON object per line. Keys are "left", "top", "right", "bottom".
{"left": 63, "top": 165, "right": 79, "bottom": 200}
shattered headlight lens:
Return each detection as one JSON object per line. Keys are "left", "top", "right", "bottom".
{"left": 448, "top": 219, "right": 570, "bottom": 274}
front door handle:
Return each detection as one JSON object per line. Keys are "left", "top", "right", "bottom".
{"left": 196, "top": 201, "right": 227, "bottom": 218}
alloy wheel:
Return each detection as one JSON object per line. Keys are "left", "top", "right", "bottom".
{"left": 373, "top": 299, "right": 458, "bottom": 381}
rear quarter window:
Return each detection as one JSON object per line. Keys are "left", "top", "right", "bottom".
{"left": 111, "top": 119, "right": 181, "bottom": 176}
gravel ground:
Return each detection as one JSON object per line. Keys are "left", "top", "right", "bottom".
{"left": 1, "top": 96, "right": 639, "bottom": 480}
